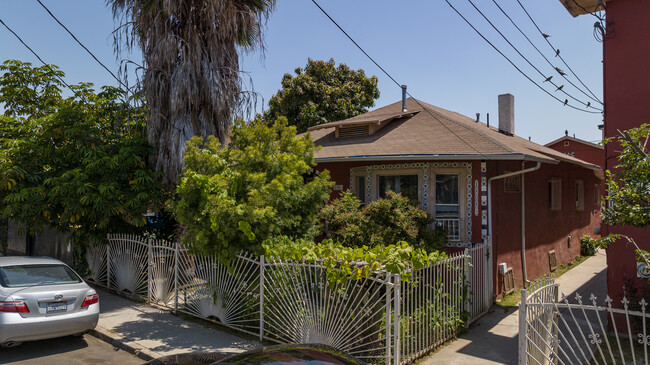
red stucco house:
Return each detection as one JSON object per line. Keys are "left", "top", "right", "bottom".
{"left": 560, "top": 0, "right": 650, "bottom": 301}
{"left": 307, "top": 95, "right": 602, "bottom": 298}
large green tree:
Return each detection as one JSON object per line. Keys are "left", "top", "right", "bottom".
{"left": 264, "top": 58, "right": 380, "bottom": 133}
{"left": 109, "top": 0, "right": 275, "bottom": 187}
{"left": 169, "top": 118, "right": 332, "bottom": 264}
{"left": 0, "top": 60, "right": 162, "bottom": 244}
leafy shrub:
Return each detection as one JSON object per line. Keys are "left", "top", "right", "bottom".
{"left": 263, "top": 236, "right": 446, "bottom": 283}
{"left": 320, "top": 190, "right": 447, "bottom": 252}
{"left": 0, "top": 60, "right": 162, "bottom": 245}
{"left": 580, "top": 235, "right": 598, "bottom": 256}
{"left": 169, "top": 118, "right": 333, "bottom": 265}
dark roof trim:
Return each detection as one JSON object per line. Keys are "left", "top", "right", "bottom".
{"left": 314, "top": 154, "right": 557, "bottom": 163}
{"left": 544, "top": 136, "right": 603, "bottom": 150}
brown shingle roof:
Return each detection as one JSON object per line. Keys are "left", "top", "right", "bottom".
{"left": 304, "top": 98, "right": 600, "bottom": 170}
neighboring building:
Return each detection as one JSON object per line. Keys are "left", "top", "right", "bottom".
{"left": 307, "top": 96, "right": 602, "bottom": 298}
{"left": 545, "top": 133, "right": 604, "bottom": 170}
{"left": 560, "top": 0, "right": 650, "bottom": 301}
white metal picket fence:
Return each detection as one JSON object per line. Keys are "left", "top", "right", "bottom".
{"left": 86, "top": 234, "right": 492, "bottom": 364}
{"left": 520, "top": 277, "right": 650, "bottom": 365}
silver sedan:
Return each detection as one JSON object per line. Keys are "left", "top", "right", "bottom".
{"left": 0, "top": 256, "right": 99, "bottom": 347}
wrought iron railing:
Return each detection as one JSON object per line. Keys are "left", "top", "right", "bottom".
{"left": 86, "top": 234, "right": 493, "bottom": 365}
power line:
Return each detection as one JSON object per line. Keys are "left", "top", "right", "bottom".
{"left": 465, "top": 0, "right": 601, "bottom": 112}
{"left": 36, "top": 0, "right": 130, "bottom": 91}
{"left": 0, "top": 14, "right": 150, "bottom": 136}
{"left": 0, "top": 16, "right": 74, "bottom": 93}
{"left": 310, "top": 0, "right": 490, "bottom": 159}
{"left": 491, "top": 0, "right": 602, "bottom": 107}
{"left": 515, "top": 0, "right": 603, "bottom": 105}
{"left": 309, "top": 0, "right": 401, "bottom": 90}
{"left": 445, "top": 0, "right": 601, "bottom": 114}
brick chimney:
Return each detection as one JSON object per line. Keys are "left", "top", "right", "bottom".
{"left": 498, "top": 93, "right": 515, "bottom": 136}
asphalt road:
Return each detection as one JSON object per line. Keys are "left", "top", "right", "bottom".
{"left": 0, "top": 334, "right": 145, "bottom": 365}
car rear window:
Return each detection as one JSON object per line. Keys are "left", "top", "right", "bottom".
{"left": 0, "top": 264, "right": 82, "bottom": 288}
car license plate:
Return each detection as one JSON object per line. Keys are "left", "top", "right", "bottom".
{"left": 47, "top": 303, "right": 67, "bottom": 313}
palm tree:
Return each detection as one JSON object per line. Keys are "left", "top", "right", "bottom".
{"left": 109, "top": 0, "right": 275, "bottom": 186}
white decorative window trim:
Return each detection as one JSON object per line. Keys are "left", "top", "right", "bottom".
{"left": 444, "top": 241, "right": 474, "bottom": 248}
{"left": 350, "top": 162, "right": 472, "bottom": 244}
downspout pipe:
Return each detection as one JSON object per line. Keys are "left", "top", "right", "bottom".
{"left": 487, "top": 162, "right": 541, "bottom": 290}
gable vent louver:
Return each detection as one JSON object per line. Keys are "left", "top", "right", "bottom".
{"left": 337, "top": 124, "right": 371, "bottom": 138}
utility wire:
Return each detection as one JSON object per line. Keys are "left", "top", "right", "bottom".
{"left": 310, "top": 0, "right": 491, "bottom": 159}
{"left": 0, "top": 16, "right": 75, "bottom": 93}
{"left": 309, "top": 0, "right": 401, "bottom": 89}
{"left": 516, "top": 0, "right": 603, "bottom": 105}
{"left": 445, "top": 0, "right": 601, "bottom": 114}
{"left": 0, "top": 14, "right": 149, "bottom": 136}
{"left": 465, "top": 0, "right": 601, "bottom": 111}
{"left": 36, "top": 0, "right": 130, "bottom": 92}
{"left": 491, "top": 0, "right": 602, "bottom": 107}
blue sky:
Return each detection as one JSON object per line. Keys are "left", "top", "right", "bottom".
{"left": 1, "top": 0, "right": 603, "bottom": 144}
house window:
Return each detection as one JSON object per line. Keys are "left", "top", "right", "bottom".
{"left": 435, "top": 173, "right": 460, "bottom": 240}
{"left": 575, "top": 180, "right": 584, "bottom": 211}
{"left": 594, "top": 184, "right": 601, "bottom": 205}
{"left": 549, "top": 179, "right": 562, "bottom": 211}
{"left": 378, "top": 174, "right": 419, "bottom": 203}
{"left": 354, "top": 175, "right": 367, "bottom": 205}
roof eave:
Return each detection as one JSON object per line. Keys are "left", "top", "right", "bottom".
{"left": 314, "top": 154, "right": 557, "bottom": 163}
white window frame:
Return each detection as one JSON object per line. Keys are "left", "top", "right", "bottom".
{"left": 431, "top": 167, "right": 468, "bottom": 242}
{"left": 372, "top": 168, "right": 424, "bottom": 208}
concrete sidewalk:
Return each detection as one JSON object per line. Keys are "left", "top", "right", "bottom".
{"left": 419, "top": 249, "right": 607, "bottom": 365}
{"left": 90, "top": 287, "right": 261, "bottom": 361}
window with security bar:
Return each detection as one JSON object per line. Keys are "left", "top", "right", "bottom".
{"left": 435, "top": 173, "right": 460, "bottom": 240}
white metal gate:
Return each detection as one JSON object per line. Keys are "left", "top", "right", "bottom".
{"left": 467, "top": 241, "right": 492, "bottom": 324}
{"left": 86, "top": 234, "right": 494, "bottom": 364}
{"left": 520, "top": 278, "right": 650, "bottom": 365}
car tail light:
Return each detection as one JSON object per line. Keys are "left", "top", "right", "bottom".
{"left": 0, "top": 301, "right": 30, "bottom": 313}
{"left": 81, "top": 293, "right": 99, "bottom": 308}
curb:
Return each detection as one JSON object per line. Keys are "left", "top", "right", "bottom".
{"left": 89, "top": 326, "right": 157, "bottom": 362}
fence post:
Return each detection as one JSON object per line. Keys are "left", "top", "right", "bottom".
{"left": 106, "top": 234, "right": 111, "bottom": 289}
{"left": 174, "top": 240, "right": 179, "bottom": 314}
{"left": 259, "top": 255, "right": 265, "bottom": 342}
{"left": 519, "top": 289, "right": 527, "bottom": 365}
{"left": 147, "top": 238, "right": 152, "bottom": 304}
{"left": 487, "top": 236, "right": 493, "bottom": 308}
{"left": 393, "top": 274, "right": 401, "bottom": 365}
{"left": 385, "top": 273, "right": 392, "bottom": 365}
{"left": 464, "top": 247, "right": 470, "bottom": 327}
